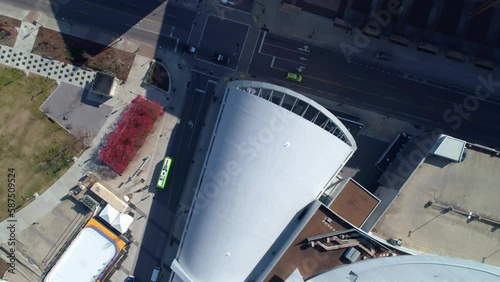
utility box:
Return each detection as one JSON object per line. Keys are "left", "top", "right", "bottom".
{"left": 343, "top": 247, "right": 361, "bottom": 263}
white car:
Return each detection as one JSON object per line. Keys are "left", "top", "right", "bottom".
{"left": 185, "top": 45, "right": 197, "bottom": 54}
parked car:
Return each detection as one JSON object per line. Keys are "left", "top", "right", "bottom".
{"left": 286, "top": 72, "right": 303, "bottom": 82}
{"left": 185, "top": 45, "right": 197, "bottom": 54}
{"left": 125, "top": 275, "right": 135, "bottom": 282}
{"left": 212, "top": 52, "right": 230, "bottom": 64}
{"left": 375, "top": 52, "right": 392, "bottom": 61}
{"left": 150, "top": 266, "right": 161, "bottom": 282}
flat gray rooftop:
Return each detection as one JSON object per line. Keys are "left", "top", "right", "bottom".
{"left": 373, "top": 149, "right": 500, "bottom": 267}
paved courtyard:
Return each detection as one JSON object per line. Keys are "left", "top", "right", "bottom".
{"left": 39, "top": 83, "right": 113, "bottom": 145}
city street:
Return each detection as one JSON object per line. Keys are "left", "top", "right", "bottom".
{"left": 1, "top": 0, "right": 500, "bottom": 281}
{"left": 133, "top": 71, "right": 217, "bottom": 281}
{"left": 6, "top": 0, "right": 196, "bottom": 51}
{"left": 249, "top": 31, "right": 500, "bottom": 147}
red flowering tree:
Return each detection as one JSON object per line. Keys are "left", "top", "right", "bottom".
{"left": 99, "top": 96, "right": 163, "bottom": 174}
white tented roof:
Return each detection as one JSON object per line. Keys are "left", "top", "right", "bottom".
{"left": 111, "top": 213, "right": 133, "bottom": 234}
{"left": 306, "top": 255, "right": 500, "bottom": 282}
{"left": 431, "top": 134, "right": 466, "bottom": 162}
{"left": 99, "top": 204, "right": 120, "bottom": 223}
{"left": 44, "top": 226, "right": 118, "bottom": 282}
{"left": 174, "top": 81, "right": 356, "bottom": 282}
{"left": 99, "top": 204, "right": 133, "bottom": 234}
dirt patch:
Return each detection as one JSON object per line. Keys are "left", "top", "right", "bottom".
{"left": 0, "top": 66, "right": 86, "bottom": 221}
{"left": 0, "top": 15, "right": 21, "bottom": 47}
{"left": 32, "top": 27, "right": 135, "bottom": 81}
{"left": 0, "top": 258, "right": 8, "bottom": 278}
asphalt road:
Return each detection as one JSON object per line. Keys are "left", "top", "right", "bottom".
{"left": 133, "top": 71, "right": 216, "bottom": 281}
{"left": 7, "top": 0, "right": 196, "bottom": 51}
{"left": 195, "top": 15, "right": 249, "bottom": 70}
{"left": 249, "top": 31, "right": 500, "bottom": 147}
{"left": 164, "top": 72, "right": 217, "bottom": 213}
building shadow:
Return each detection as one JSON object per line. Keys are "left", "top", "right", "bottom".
{"left": 423, "top": 155, "right": 452, "bottom": 168}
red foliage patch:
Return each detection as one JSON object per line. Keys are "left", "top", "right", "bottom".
{"left": 99, "top": 97, "right": 163, "bottom": 174}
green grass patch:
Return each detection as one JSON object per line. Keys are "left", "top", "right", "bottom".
{"left": 0, "top": 66, "right": 86, "bottom": 220}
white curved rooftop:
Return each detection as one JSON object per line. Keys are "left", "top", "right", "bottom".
{"left": 44, "top": 226, "right": 118, "bottom": 282}
{"left": 306, "top": 255, "right": 500, "bottom": 282}
{"left": 174, "top": 81, "right": 356, "bottom": 282}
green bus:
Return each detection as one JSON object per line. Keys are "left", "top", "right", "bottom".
{"left": 156, "top": 157, "right": 173, "bottom": 189}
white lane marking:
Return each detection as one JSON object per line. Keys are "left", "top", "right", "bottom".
{"left": 235, "top": 25, "right": 250, "bottom": 71}
{"left": 258, "top": 30, "right": 267, "bottom": 53}
{"left": 246, "top": 29, "right": 262, "bottom": 73}
{"left": 263, "top": 42, "right": 310, "bottom": 56}
{"left": 268, "top": 54, "right": 307, "bottom": 66}
{"left": 197, "top": 15, "right": 210, "bottom": 48}
{"left": 208, "top": 14, "right": 251, "bottom": 27}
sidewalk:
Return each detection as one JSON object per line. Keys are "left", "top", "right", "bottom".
{"left": 105, "top": 51, "right": 191, "bottom": 282}
{"left": 253, "top": 0, "right": 499, "bottom": 94}
{"left": 0, "top": 3, "right": 183, "bottom": 247}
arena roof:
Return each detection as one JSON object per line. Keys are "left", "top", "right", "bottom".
{"left": 44, "top": 218, "right": 126, "bottom": 282}
{"left": 306, "top": 255, "right": 500, "bottom": 282}
{"left": 173, "top": 81, "right": 356, "bottom": 282}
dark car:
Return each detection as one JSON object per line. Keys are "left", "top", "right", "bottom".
{"left": 212, "top": 52, "right": 230, "bottom": 64}
{"left": 375, "top": 52, "right": 392, "bottom": 61}
{"left": 125, "top": 275, "right": 135, "bottom": 282}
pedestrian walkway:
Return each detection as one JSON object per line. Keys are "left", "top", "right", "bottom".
{"left": 13, "top": 21, "right": 38, "bottom": 53}
{"left": 0, "top": 45, "right": 97, "bottom": 87}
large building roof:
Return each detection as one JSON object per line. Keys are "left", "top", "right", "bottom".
{"left": 44, "top": 218, "right": 126, "bottom": 282}
{"left": 306, "top": 255, "right": 500, "bottom": 282}
{"left": 173, "top": 81, "right": 356, "bottom": 282}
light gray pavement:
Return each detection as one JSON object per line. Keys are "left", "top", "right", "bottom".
{"left": 0, "top": 45, "right": 97, "bottom": 88}
{"left": 1, "top": 199, "right": 91, "bottom": 282}
{"left": 39, "top": 83, "right": 113, "bottom": 145}
{"left": 13, "top": 21, "right": 39, "bottom": 53}
{"left": 253, "top": 0, "right": 499, "bottom": 94}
